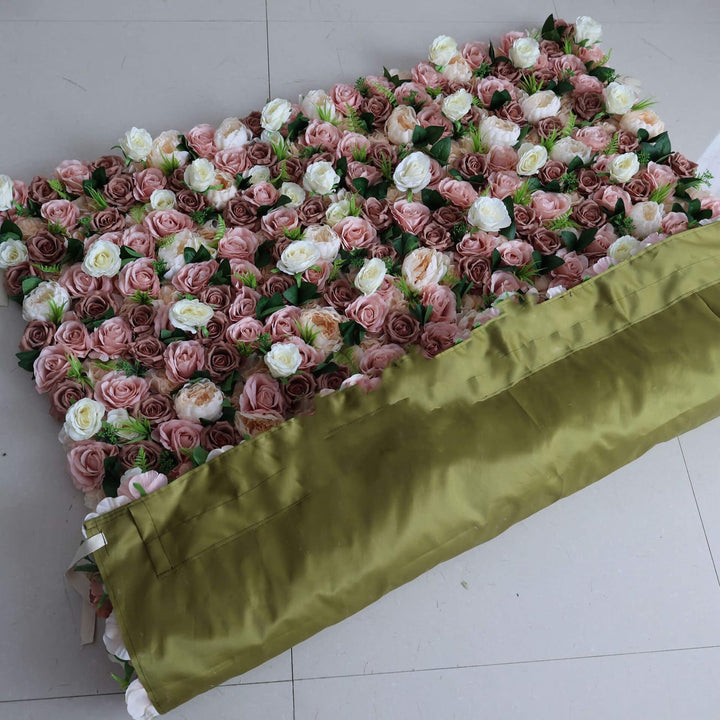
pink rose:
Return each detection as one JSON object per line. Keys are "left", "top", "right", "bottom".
{"left": 263, "top": 306, "right": 302, "bottom": 342}
{"left": 261, "top": 207, "right": 300, "bottom": 239}
{"left": 346, "top": 161, "right": 383, "bottom": 187}
{"left": 153, "top": 419, "right": 203, "bottom": 455}
{"left": 229, "top": 260, "right": 262, "bottom": 290}
{"left": 336, "top": 131, "right": 372, "bottom": 159}
{"left": 551, "top": 250, "right": 588, "bottom": 288}
{"left": 420, "top": 283, "right": 458, "bottom": 323}
{"left": 461, "top": 41, "right": 490, "bottom": 69}
{"left": 437, "top": 178, "right": 478, "bottom": 209}
{"left": 411, "top": 61, "right": 446, "bottom": 89}
{"left": 122, "top": 225, "right": 155, "bottom": 257}
{"left": 552, "top": 53, "right": 586, "bottom": 77}
{"left": 570, "top": 74, "right": 604, "bottom": 94}
{"left": 574, "top": 126, "right": 611, "bottom": 152}
{"left": 143, "top": 209, "right": 194, "bottom": 238}
{"left": 420, "top": 321, "right": 460, "bottom": 359}
{"left": 244, "top": 182, "right": 279, "bottom": 208}
{"left": 345, "top": 292, "right": 389, "bottom": 333}
{"left": 490, "top": 271, "right": 525, "bottom": 295}
{"left": 391, "top": 200, "right": 431, "bottom": 235}
{"left": 700, "top": 197, "right": 720, "bottom": 219}
{"left": 116, "top": 258, "right": 160, "bottom": 296}
{"left": 584, "top": 222, "right": 617, "bottom": 258}
{"left": 58, "top": 264, "right": 114, "bottom": 298}
{"left": 334, "top": 216, "right": 378, "bottom": 250}
{"left": 94, "top": 370, "right": 150, "bottom": 409}
{"left": 90, "top": 317, "right": 133, "bottom": 361}
{"left": 592, "top": 186, "right": 632, "bottom": 215}
{"left": 171, "top": 260, "right": 219, "bottom": 295}
{"left": 476, "top": 77, "right": 516, "bottom": 106}
{"left": 303, "top": 121, "right": 341, "bottom": 152}
{"left": 133, "top": 167, "right": 167, "bottom": 203}
{"left": 215, "top": 148, "right": 250, "bottom": 176}
{"left": 359, "top": 343, "right": 406, "bottom": 377}
{"left": 186, "top": 124, "right": 217, "bottom": 159}
{"left": 40, "top": 199, "right": 79, "bottom": 230}
{"left": 118, "top": 470, "right": 168, "bottom": 500}
{"left": 226, "top": 317, "right": 264, "bottom": 344}
{"left": 661, "top": 212, "right": 689, "bottom": 236}
{"left": 589, "top": 256, "right": 614, "bottom": 276}
{"left": 456, "top": 231, "right": 501, "bottom": 258}
{"left": 331, "top": 84, "right": 364, "bottom": 114}
{"left": 531, "top": 191, "right": 573, "bottom": 221}
{"left": 644, "top": 162, "right": 677, "bottom": 190}
{"left": 33, "top": 345, "right": 72, "bottom": 394}
{"left": 53, "top": 320, "right": 92, "bottom": 357}
{"left": 54, "top": 159, "right": 90, "bottom": 195}
{"left": 228, "top": 286, "right": 261, "bottom": 320}
{"left": 416, "top": 105, "right": 453, "bottom": 137}
{"left": 67, "top": 441, "right": 118, "bottom": 492}
{"left": 488, "top": 171, "right": 524, "bottom": 200}
{"left": 217, "top": 227, "right": 260, "bottom": 261}
{"left": 239, "top": 373, "right": 287, "bottom": 417}
{"left": 497, "top": 240, "right": 534, "bottom": 267}
{"left": 164, "top": 340, "right": 206, "bottom": 384}
{"left": 486, "top": 146, "right": 519, "bottom": 173}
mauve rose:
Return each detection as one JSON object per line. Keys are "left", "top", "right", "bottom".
{"left": 616, "top": 131, "right": 639, "bottom": 154}
{"left": 416, "top": 105, "right": 453, "bottom": 136}
{"left": 584, "top": 222, "right": 617, "bottom": 258}
{"left": 420, "top": 221, "right": 452, "bottom": 251}
{"left": 334, "top": 216, "right": 378, "bottom": 250}
{"left": 29, "top": 176, "right": 60, "bottom": 204}
{"left": 437, "top": 178, "right": 477, "bottom": 209}
{"left": 345, "top": 160, "right": 383, "bottom": 187}
{"left": 229, "top": 259, "right": 262, "bottom": 291}
{"left": 49, "top": 379, "right": 91, "bottom": 421}
{"left": 490, "top": 270, "right": 524, "bottom": 295}
{"left": 486, "top": 146, "right": 519, "bottom": 173}
{"left": 118, "top": 441, "right": 162, "bottom": 471}
{"left": 137, "top": 393, "right": 176, "bottom": 425}
{"left": 476, "top": 77, "right": 516, "bottom": 106}
{"left": 20, "top": 320, "right": 55, "bottom": 351}
{"left": 55, "top": 160, "right": 90, "bottom": 195}
{"left": 133, "top": 167, "right": 166, "bottom": 203}
{"left": 336, "top": 131, "right": 372, "bottom": 161}
{"left": 395, "top": 81, "right": 432, "bottom": 109}
{"left": 117, "top": 258, "right": 160, "bottom": 296}
{"left": 186, "top": 124, "right": 217, "bottom": 159}
{"left": 203, "top": 311, "right": 229, "bottom": 342}
{"left": 623, "top": 176, "right": 653, "bottom": 203}
{"left": 175, "top": 188, "right": 208, "bottom": 215}
{"left": 535, "top": 117, "right": 563, "bottom": 139}
{"left": 362, "top": 95, "right": 393, "bottom": 128}
{"left": 666, "top": 153, "right": 697, "bottom": 179}
{"left": 644, "top": 162, "right": 677, "bottom": 190}
{"left": 120, "top": 302, "right": 156, "bottom": 335}
{"left": 411, "top": 61, "right": 446, "bottom": 89}
{"left": 89, "top": 154, "right": 125, "bottom": 179}
{"left": 456, "top": 231, "right": 500, "bottom": 258}
{"left": 317, "top": 366, "right": 350, "bottom": 391}
{"left": 420, "top": 321, "right": 459, "bottom": 358}
{"left": 207, "top": 342, "right": 241, "bottom": 382}
{"left": 261, "top": 206, "right": 299, "bottom": 239}
{"left": 303, "top": 120, "right": 341, "bottom": 152}
{"left": 41, "top": 199, "right": 79, "bottom": 230}
{"left": 90, "top": 317, "right": 132, "bottom": 361}
{"left": 171, "top": 260, "right": 218, "bottom": 295}
{"left": 75, "top": 292, "right": 120, "bottom": 321}
{"left": 166, "top": 167, "right": 187, "bottom": 193}
{"left": 537, "top": 160, "right": 566, "bottom": 185}
{"left": 263, "top": 306, "right": 301, "bottom": 342}
{"left": 226, "top": 317, "right": 263, "bottom": 344}
{"left": 552, "top": 52, "right": 586, "bottom": 77}
{"left": 514, "top": 204, "right": 539, "bottom": 237}
{"left": 531, "top": 191, "right": 572, "bottom": 220}
{"left": 576, "top": 168, "right": 601, "bottom": 196}
{"left": 302, "top": 258, "right": 333, "bottom": 291}
{"left": 199, "top": 285, "right": 232, "bottom": 313}
{"left": 247, "top": 142, "right": 275, "bottom": 166}
{"left": 26, "top": 230, "right": 66, "bottom": 264}
{"left": 57, "top": 264, "right": 105, "bottom": 297}
{"left": 362, "top": 197, "right": 393, "bottom": 231}
{"left": 67, "top": 441, "right": 118, "bottom": 492}
{"left": 239, "top": 373, "right": 286, "bottom": 417}
{"left": 433, "top": 204, "right": 464, "bottom": 229}
{"left": 153, "top": 419, "right": 203, "bottom": 455}
{"left": 224, "top": 197, "right": 260, "bottom": 230}
{"left": 368, "top": 141, "right": 396, "bottom": 167}
{"left": 144, "top": 209, "right": 194, "bottom": 238}
{"left": 497, "top": 101, "right": 526, "bottom": 126}
{"left": 570, "top": 73, "right": 604, "bottom": 95}
{"left": 421, "top": 283, "right": 458, "bottom": 323}
{"left": 497, "top": 240, "right": 534, "bottom": 267}
{"left": 129, "top": 336, "right": 165, "bottom": 369}
{"left": 574, "top": 126, "right": 610, "bottom": 153}
{"left": 551, "top": 250, "right": 587, "bottom": 287}
{"left": 700, "top": 197, "right": 720, "bottom": 218}
{"left": 244, "top": 182, "right": 279, "bottom": 208}
{"left": 359, "top": 343, "right": 406, "bottom": 378}
{"left": 345, "top": 293, "right": 389, "bottom": 333}
{"left": 661, "top": 212, "right": 689, "bottom": 235}
{"left": 454, "top": 152, "right": 487, "bottom": 180}
{"left": 459, "top": 255, "right": 492, "bottom": 290}
{"left": 573, "top": 92, "right": 604, "bottom": 121}
{"left": 461, "top": 40, "right": 489, "bottom": 68}
{"left": 592, "top": 185, "right": 632, "bottom": 215}
{"left": 94, "top": 370, "right": 149, "bottom": 409}
{"left": 323, "top": 278, "right": 358, "bottom": 312}
{"left": 90, "top": 207, "right": 126, "bottom": 234}
{"left": 121, "top": 225, "right": 154, "bottom": 257}
{"left": 282, "top": 372, "right": 317, "bottom": 405}
{"left": 200, "top": 421, "right": 238, "bottom": 452}
{"left": 228, "top": 286, "right": 261, "bottom": 320}
{"left": 54, "top": 320, "right": 92, "bottom": 356}
{"left": 531, "top": 228, "right": 563, "bottom": 255}
{"left": 33, "top": 346, "right": 72, "bottom": 393}
{"left": 297, "top": 196, "right": 327, "bottom": 225}
{"left": 571, "top": 199, "right": 605, "bottom": 228}
{"left": 391, "top": 200, "right": 431, "bottom": 235}
{"left": 104, "top": 174, "right": 136, "bottom": 212}
{"left": 242, "top": 111, "right": 262, "bottom": 138}
{"left": 165, "top": 340, "right": 206, "bottom": 384}
{"left": 489, "top": 171, "right": 524, "bottom": 200}
{"left": 215, "top": 148, "right": 251, "bottom": 176}
{"left": 383, "top": 310, "right": 420, "bottom": 345}
{"left": 284, "top": 336, "right": 325, "bottom": 371}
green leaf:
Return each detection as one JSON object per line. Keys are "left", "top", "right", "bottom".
{"left": 64, "top": 237, "right": 84, "bottom": 264}
{"left": 411, "top": 124, "right": 444, "bottom": 148}
{"left": 81, "top": 306, "right": 115, "bottom": 330}
{"left": 313, "top": 359, "right": 340, "bottom": 377}
{"left": 283, "top": 280, "right": 320, "bottom": 306}
{"left": 286, "top": 112, "right": 310, "bottom": 142}
{"left": 488, "top": 89, "right": 512, "bottom": 111}
{"left": 383, "top": 66, "right": 402, "bottom": 88}
{"left": 120, "top": 245, "right": 144, "bottom": 267}
{"left": 499, "top": 197, "right": 516, "bottom": 239}
{"left": 254, "top": 240, "right": 275, "bottom": 268}
{"left": 532, "top": 250, "right": 565, "bottom": 275}
{"left": 589, "top": 65, "right": 617, "bottom": 83}
{"left": 257, "top": 194, "right": 292, "bottom": 218}
{"left": 429, "top": 137, "right": 451, "bottom": 165}
{"left": 16, "top": 349, "right": 40, "bottom": 372}
{"left": 541, "top": 14, "right": 561, "bottom": 43}
{"left": 191, "top": 445, "right": 209, "bottom": 468}
{"left": 638, "top": 130, "right": 672, "bottom": 163}
{"left": 335, "top": 156, "right": 348, "bottom": 180}
{"left": 491, "top": 248, "right": 501, "bottom": 272}
{"left": 339, "top": 320, "right": 366, "bottom": 346}
{"left": 177, "top": 134, "right": 199, "bottom": 161}
{"left": 209, "top": 258, "right": 232, "bottom": 286}
{"left": 255, "top": 291, "right": 286, "bottom": 320}
{"left": 102, "top": 456, "right": 123, "bottom": 498}
{"left": 391, "top": 232, "right": 420, "bottom": 257}
{"left": 420, "top": 188, "right": 447, "bottom": 211}
{"left": 183, "top": 244, "right": 212, "bottom": 264}
{"left": 21, "top": 276, "right": 42, "bottom": 295}
{"left": 0, "top": 218, "right": 22, "bottom": 243}
{"left": 159, "top": 328, "right": 189, "bottom": 344}
{"left": 451, "top": 276, "right": 473, "bottom": 310}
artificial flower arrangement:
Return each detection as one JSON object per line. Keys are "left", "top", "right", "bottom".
{"left": 2, "top": 14, "right": 718, "bottom": 718}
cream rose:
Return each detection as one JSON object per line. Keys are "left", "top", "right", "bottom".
{"left": 214, "top": 117, "right": 252, "bottom": 150}
{"left": 607, "top": 234, "right": 642, "bottom": 263}
{"left": 609, "top": 153, "right": 640, "bottom": 183}
{"left": 604, "top": 82, "right": 636, "bottom": 115}
{"left": 442, "top": 89, "right": 474, "bottom": 122}
{"left": 620, "top": 109, "right": 665, "bottom": 139}
{"left": 575, "top": 16, "right": 602, "bottom": 44}
{"left": 168, "top": 298, "right": 214, "bottom": 333}
{"left": 261, "top": 98, "right": 293, "bottom": 132}
{"left": 324, "top": 197, "right": 352, "bottom": 226}
{"left": 402, "top": 247, "right": 450, "bottom": 292}
{"left": 304, "top": 224, "right": 341, "bottom": 260}
{"left": 183, "top": 158, "right": 216, "bottom": 192}
{"left": 479, "top": 116, "right": 521, "bottom": 148}
{"left": 547, "top": 285, "right": 568, "bottom": 299}
{"left": 385, "top": 105, "right": 418, "bottom": 145}
{"left": 63, "top": 398, "right": 105, "bottom": 441}
{"left": 125, "top": 679, "right": 159, "bottom": 720}
{"left": 0, "top": 238, "right": 28, "bottom": 268}
{"left": 82, "top": 239, "right": 122, "bottom": 278}
{"left": 120, "top": 127, "right": 153, "bottom": 162}
{"left": 265, "top": 342, "right": 302, "bottom": 378}
{"left": 205, "top": 171, "right": 238, "bottom": 210}
{"left": 106, "top": 408, "right": 143, "bottom": 441}
{"left": 0, "top": 174, "right": 13, "bottom": 211}
{"left": 429, "top": 35, "right": 459, "bottom": 66}
{"left": 550, "top": 137, "right": 592, "bottom": 165}
{"left": 22, "top": 280, "right": 70, "bottom": 322}
{"left": 629, "top": 201, "right": 664, "bottom": 239}
{"left": 516, "top": 143, "right": 548, "bottom": 176}
{"left": 520, "top": 90, "right": 561, "bottom": 124}
{"left": 149, "top": 189, "right": 176, "bottom": 211}
{"left": 303, "top": 161, "right": 340, "bottom": 195}
{"left": 280, "top": 181, "right": 306, "bottom": 208}
{"left": 393, "top": 151, "right": 433, "bottom": 193}
{"left": 245, "top": 165, "right": 272, "bottom": 184}
{"left": 277, "top": 239, "right": 321, "bottom": 275}
{"left": 157, "top": 229, "right": 210, "bottom": 279}
{"left": 354, "top": 258, "right": 387, "bottom": 295}
{"left": 468, "top": 196, "right": 512, "bottom": 232}
{"left": 174, "top": 379, "right": 224, "bottom": 422}
{"left": 509, "top": 37, "right": 540, "bottom": 69}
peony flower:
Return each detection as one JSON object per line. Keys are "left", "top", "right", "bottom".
{"left": 22, "top": 281, "right": 70, "bottom": 322}
{"left": 174, "top": 379, "right": 224, "bottom": 422}
{"left": 629, "top": 201, "right": 664, "bottom": 238}
{"left": 607, "top": 234, "right": 643, "bottom": 263}
{"left": 441, "top": 89, "right": 473, "bottom": 121}
{"left": 479, "top": 116, "right": 521, "bottom": 148}
{"left": 277, "top": 239, "right": 321, "bottom": 275}
{"left": 118, "top": 469, "right": 168, "bottom": 500}
{"left": 550, "top": 137, "right": 592, "bottom": 165}
{"left": 168, "top": 299, "right": 214, "bottom": 333}
{"left": 0, "top": 174, "right": 14, "bottom": 210}
{"left": 183, "top": 158, "right": 216, "bottom": 192}
{"left": 516, "top": 143, "right": 548, "bottom": 176}
{"left": 261, "top": 98, "right": 292, "bottom": 132}
{"left": 508, "top": 37, "right": 540, "bottom": 68}
{"left": 0, "top": 238, "right": 28, "bottom": 268}
{"left": 429, "top": 35, "right": 458, "bottom": 66}
{"left": 298, "top": 306, "right": 343, "bottom": 355}
{"left": 214, "top": 117, "right": 252, "bottom": 149}
{"left": 303, "top": 224, "right": 341, "bottom": 261}
{"left": 468, "top": 196, "right": 512, "bottom": 232}
{"left": 402, "top": 247, "right": 450, "bottom": 292}
{"left": 385, "top": 105, "right": 417, "bottom": 145}
{"left": 265, "top": 342, "right": 303, "bottom": 378}
{"left": 303, "top": 161, "right": 340, "bottom": 195}
{"left": 63, "top": 398, "right": 105, "bottom": 441}
{"left": 620, "top": 109, "right": 665, "bottom": 139}
{"left": 520, "top": 90, "right": 561, "bottom": 124}
{"left": 609, "top": 153, "right": 640, "bottom": 183}
{"left": 393, "top": 151, "right": 432, "bottom": 193}
{"left": 301, "top": 89, "right": 339, "bottom": 122}
{"left": 575, "top": 16, "right": 602, "bottom": 44}
{"left": 119, "top": 127, "right": 153, "bottom": 162}
{"left": 354, "top": 257, "right": 387, "bottom": 295}
{"left": 604, "top": 81, "right": 636, "bottom": 115}
{"left": 125, "top": 679, "right": 159, "bottom": 720}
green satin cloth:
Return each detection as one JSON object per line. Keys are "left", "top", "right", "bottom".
{"left": 85, "top": 222, "right": 720, "bottom": 714}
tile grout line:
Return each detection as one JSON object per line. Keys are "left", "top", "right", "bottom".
{"left": 677, "top": 437, "right": 720, "bottom": 587}
{"left": 291, "top": 647, "right": 296, "bottom": 719}
{"left": 264, "top": 0, "right": 272, "bottom": 101}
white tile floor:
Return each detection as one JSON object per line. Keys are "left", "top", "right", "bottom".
{"left": 1, "top": 1, "right": 720, "bottom": 718}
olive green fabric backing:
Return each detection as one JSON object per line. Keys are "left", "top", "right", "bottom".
{"left": 85, "top": 222, "right": 720, "bottom": 714}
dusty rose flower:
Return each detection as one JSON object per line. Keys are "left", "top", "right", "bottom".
{"left": 90, "top": 317, "right": 133, "bottom": 361}
{"left": 537, "top": 160, "right": 566, "bottom": 185}
{"left": 623, "top": 176, "right": 653, "bottom": 203}
{"left": 383, "top": 310, "right": 421, "bottom": 346}
{"left": 41, "top": 199, "right": 79, "bottom": 230}
{"left": 20, "top": 320, "right": 55, "bottom": 352}
{"left": 644, "top": 162, "right": 677, "bottom": 190}
{"left": 362, "top": 95, "right": 393, "bottom": 128}
{"left": 458, "top": 255, "right": 492, "bottom": 290}
{"left": 573, "top": 92, "right": 604, "bottom": 120}
{"left": 120, "top": 302, "right": 156, "bottom": 335}
{"left": 615, "top": 131, "right": 639, "bottom": 154}
{"left": 420, "top": 283, "right": 458, "bottom": 323}
{"left": 164, "top": 340, "right": 206, "bottom": 384}
{"left": 359, "top": 343, "right": 406, "bottom": 377}
{"left": 261, "top": 206, "right": 300, "bottom": 239}
{"left": 513, "top": 205, "right": 539, "bottom": 237}
{"left": 129, "top": 336, "right": 165, "bottom": 369}
{"left": 207, "top": 342, "right": 241, "bottom": 382}
{"left": 199, "top": 285, "right": 232, "bottom": 313}
{"left": 29, "top": 176, "right": 60, "bottom": 204}
{"left": 118, "top": 441, "right": 162, "bottom": 471}
{"left": 171, "top": 260, "right": 218, "bottom": 295}
{"left": 433, "top": 204, "right": 465, "bottom": 229}
{"left": 104, "top": 174, "right": 136, "bottom": 212}
{"left": 33, "top": 346, "right": 72, "bottom": 394}
{"left": 531, "top": 191, "right": 572, "bottom": 221}
{"left": 576, "top": 168, "right": 601, "bottom": 196}
{"left": 121, "top": 225, "right": 155, "bottom": 257}
{"left": 67, "top": 441, "right": 118, "bottom": 492}
{"left": 153, "top": 419, "right": 203, "bottom": 455}
{"left": 437, "top": 178, "right": 478, "bottom": 208}
{"left": 49, "top": 379, "right": 92, "bottom": 421}
{"left": 322, "top": 278, "right": 359, "bottom": 312}
{"left": 55, "top": 159, "right": 90, "bottom": 195}
{"left": 497, "top": 240, "right": 534, "bottom": 267}
{"left": 488, "top": 171, "right": 524, "bottom": 199}
{"left": 420, "top": 221, "right": 452, "bottom": 251}
{"left": 334, "top": 216, "right": 379, "bottom": 250}
{"left": 420, "top": 321, "right": 459, "bottom": 358}
{"left": 661, "top": 212, "right": 689, "bottom": 235}
{"left": 175, "top": 188, "right": 208, "bottom": 215}
{"left": 200, "top": 421, "right": 238, "bottom": 451}
{"left": 476, "top": 77, "right": 516, "bottom": 107}
{"left": 94, "top": 371, "right": 149, "bottom": 409}
{"left": 345, "top": 293, "right": 389, "bottom": 333}
{"left": 137, "top": 393, "right": 176, "bottom": 425}
{"left": 215, "top": 227, "right": 259, "bottom": 261}
{"left": 246, "top": 142, "right": 275, "bottom": 166}
{"left": 144, "top": 209, "right": 194, "bottom": 238}
{"left": 535, "top": 116, "right": 564, "bottom": 139}
{"left": 592, "top": 185, "right": 632, "bottom": 215}
{"left": 490, "top": 270, "right": 525, "bottom": 295}
{"left": 571, "top": 199, "right": 606, "bottom": 228}
{"left": 263, "top": 306, "right": 302, "bottom": 342}
{"left": 239, "top": 372, "right": 286, "bottom": 417}
{"left": 667, "top": 153, "right": 697, "bottom": 179}
{"left": 186, "top": 124, "right": 217, "bottom": 158}
{"left": 281, "top": 372, "right": 317, "bottom": 405}
{"left": 54, "top": 320, "right": 92, "bottom": 357}
{"left": 456, "top": 231, "right": 500, "bottom": 258}
{"left": 133, "top": 167, "right": 167, "bottom": 203}
{"left": 227, "top": 286, "right": 261, "bottom": 320}
{"left": 90, "top": 207, "right": 126, "bottom": 234}
{"left": 531, "top": 228, "right": 563, "bottom": 255}
{"left": 486, "top": 146, "right": 518, "bottom": 173}
{"left": 454, "top": 152, "right": 487, "bottom": 179}
{"left": 225, "top": 317, "right": 263, "bottom": 345}
{"left": 297, "top": 196, "right": 327, "bottom": 225}
{"left": 391, "top": 200, "right": 431, "bottom": 235}
{"left": 362, "top": 198, "right": 393, "bottom": 231}
{"left": 244, "top": 181, "right": 279, "bottom": 207}
{"left": 26, "top": 230, "right": 66, "bottom": 264}
{"left": 551, "top": 250, "right": 588, "bottom": 288}
{"left": 117, "top": 258, "right": 160, "bottom": 296}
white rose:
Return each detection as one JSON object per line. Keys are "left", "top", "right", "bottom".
{"left": 103, "top": 613, "right": 130, "bottom": 662}
{"left": 393, "top": 151, "right": 432, "bottom": 193}
{"left": 157, "top": 229, "right": 209, "bottom": 279}
{"left": 174, "top": 379, "right": 224, "bottom": 423}
{"left": 301, "top": 90, "right": 339, "bottom": 122}
{"left": 168, "top": 298, "right": 214, "bottom": 333}
{"left": 280, "top": 181, "right": 306, "bottom": 208}
{"left": 575, "top": 16, "right": 602, "bottom": 44}
{"left": 21, "top": 280, "right": 70, "bottom": 322}
{"left": 479, "top": 116, "right": 521, "bottom": 148}
{"left": 63, "top": 398, "right": 105, "bottom": 441}
{"left": 303, "top": 161, "right": 340, "bottom": 195}
{"left": 468, "top": 196, "right": 512, "bottom": 232}
{"left": 147, "top": 130, "right": 188, "bottom": 169}
{"left": 206, "top": 445, "right": 234, "bottom": 462}
{"left": 520, "top": 90, "right": 562, "bottom": 124}
{"left": 149, "top": 188, "right": 176, "bottom": 211}
{"left": 0, "top": 174, "right": 14, "bottom": 211}
{"left": 442, "top": 89, "right": 474, "bottom": 121}
{"left": 125, "top": 679, "right": 159, "bottom": 720}
{"left": 620, "top": 109, "right": 665, "bottom": 139}
{"left": 304, "top": 224, "right": 341, "bottom": 260}
{"left": 214, "top": 117, "right": 252, "bottom": 150}
{"left": 629, "top": 201, "right": 664, "bottom": 239}
{"left": 245, "top": 165, "right": 272, "bottom": 184}
{"left": 442, "top": 55, "right": 473, "bottom": 84}
{"left": 106, "top": 408, "right": 142, "bottom": 441}
{"left": 385, "top": 105, "right": 417, "bottom": 145}
{"left": 607, "top": 234, "right": 642, "bottom": 264}
{"left": 277, "top": 239, "right": 320, "bottom": 275}
{"left": 516, "top": 143, "right": 548, "bottom": 176}
{"left": 183, "top": 158, "right": 216, "bottom": 192}
{"left": 402, "top": 247, "right": 450, "bottom": 292}
{"left": 0, "top": 238, "right": 28, "bottom": 268}
{"left": 265, "top": 342, "right": 302, "bottom": 378}
{"left": 609, "top": 152, "right": 640, "bottom": 183}
{"left": 82, "top": 238, "right": 122, "bottom": 278}
{"left": 509, "top": 37, "right": 540, "bottom": 69}
{"left": 261, "top": 98, "right": 293, "bottom": 132}
{"left": 354, "top": 258, "right": 387, "bottom": 295}
{"left": 324, "top": 197, "right": 352, "bottom": 226}
{"left": 260, "top": 129, "right": 285, "bottom": 147}
{"left": 604, "top": 82, "right": 636, "bottom": 115}
{"left": 550, "top": 137, "right": 592, "bottom": 165}
{"left": 205, "top": 172, "right": 238, "bottom": 210}
{"left": 429, "top": 35, "right": 458, "bottom": 67}
{"left": 120, "top": 127, "right": 153, "bottom": 163}
{"left": 547, "top": 285, "right": 568, "bottom": 299}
